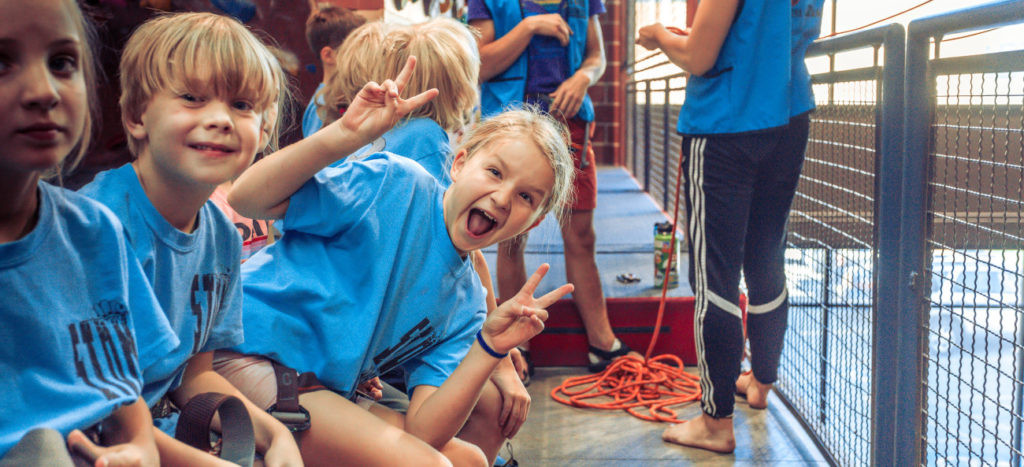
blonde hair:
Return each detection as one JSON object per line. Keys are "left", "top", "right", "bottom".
{"left": 47, "top": 0, "right": 99, "bottom": 180}
{"left": 318, "top": 21, "right": 390, "bottom": 124}
{"left": 392, "top": 18, "right": 479, "bottom": 133}
{"left": 454, "top": 108, "right": 575, "bottom": 222}
{"left": 320, "top": 18, "right": 479, "bottom": 133}
{"left": 119, "top": 12, "right": 287, "bottom": 156}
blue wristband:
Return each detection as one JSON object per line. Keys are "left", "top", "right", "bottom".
{"left": 476, "top": 330, "right": 508, "bottom": 359}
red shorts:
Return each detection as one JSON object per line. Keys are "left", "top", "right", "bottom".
{"left": 563, "top": 117, "right": 597, "bottom": 211}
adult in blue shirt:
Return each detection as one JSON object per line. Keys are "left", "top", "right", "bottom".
{"left": 637, "top": 0, "right": 825, "bottom": 454}
{"left": 469, "top": 0, "right": 636, "bottom": 379}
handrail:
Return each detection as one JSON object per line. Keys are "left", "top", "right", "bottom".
{"left": 907, "top": 0, "right": 1024, "bottom": 40}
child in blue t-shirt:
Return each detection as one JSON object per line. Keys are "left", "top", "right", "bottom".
{"left": 637, "top": 0, "right": 824, "bottom": 454}
{"left": 301, "top": 5, "right": 366, "bottom": 138}
{"left": 312, "top": 18, "right": 533, "bottom": 459}
{"left": 78, "top": 12, "right": 302, "bottom": 466}
{"left": 0, "top": 1, "right": 176, "bottom": 465}
{"left": 222, "top": 58, "right": 576, "bottom": 465}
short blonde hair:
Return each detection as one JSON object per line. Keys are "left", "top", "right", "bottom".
{"left": 318, "top": 21, "right": 391, "bottom": 124}
{"left": 454, "top": 108, "right": 575, "bottom": 222}
{"left": 319, "top": 18, "right": 479, "bottom": 133}
{"left": 119, "top": 12, "right": 286, "bottom": 156}
{"left": 392, "top": 18, "right": 479, "bottom": 133}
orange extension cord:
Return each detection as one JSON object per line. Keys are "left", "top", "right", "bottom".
{"left": 550, "top": 145, "right": 701, "bottom": 424}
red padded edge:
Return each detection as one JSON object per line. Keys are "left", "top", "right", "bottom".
{"left": 531, "top": 295, "right": 747, "bottom": 367}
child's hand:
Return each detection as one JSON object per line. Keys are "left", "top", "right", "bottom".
{"left": 637, "top": 23, "right": 667, "bottom": 50}
{"left": 357, "top": 377, "right": 385, "bottom": 401}
{"left": 490, "top": 363, "right": 531, "bottom": 438}
{"left": 339, "top": 56, "right": 439, "bottom": 143}
{"left": 67, "top": 429, "right": 157, "bottom": 467}
{"left": 261, "top": 431, "right": 303, "bottom": 467}
{"left": 481, "top": 263, "right": 573, "bottom": 354}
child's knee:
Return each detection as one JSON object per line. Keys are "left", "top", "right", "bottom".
{"left": 440, "top": 438, "right": 487, "bottom": 467}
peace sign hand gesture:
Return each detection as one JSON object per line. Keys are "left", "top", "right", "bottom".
{"left": 481, "top": 264, "right": 574, "bottom": 355}
{"left": 339, "top": 56, "right": 439, "bottom": 143}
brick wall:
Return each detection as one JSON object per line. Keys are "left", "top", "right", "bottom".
{"left": 588, "top": 0, "right": 627, "bottom": 166}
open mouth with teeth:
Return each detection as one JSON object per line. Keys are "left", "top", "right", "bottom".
{"left": 189, "top": 143, "right": 233, "bottom": 154}
{"left": 467, "top": 208, "right": 497, "bottom": 238}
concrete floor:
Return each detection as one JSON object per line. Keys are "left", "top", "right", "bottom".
{"left": 503, "top": 367, "right": 829, "bottom": 466}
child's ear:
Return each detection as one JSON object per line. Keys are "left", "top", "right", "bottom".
{"left": 449, "top": 149, "right": 469, "bottom": 181}
{"left": 257, "top": 120, "right": 273, "bottom": 152}
{"left": 321, "top": 46, "right": 336, "bottom": 70}
{"left": 123, "top": 111, "right": 148, "bottom": 141}
{"left": 257, "top": 106, "right": 279, "bottom": 152}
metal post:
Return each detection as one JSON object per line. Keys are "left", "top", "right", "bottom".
{"left": 663, "top": 78, "right": 671, "bottom": 208}
{"left": 871, "top": 24, "right": 906, "bottom": 467}
{"left": 644, "top": 83, "right": 652, "bottom": 193}
{"left": 897, "top": 20, "right": 934, "bottom": 467}
{"left": 1016, "top": 319, "right": 1024, "bottom": 467}
{"left": 820, "top": 248, "right": 831, "bottom": 424}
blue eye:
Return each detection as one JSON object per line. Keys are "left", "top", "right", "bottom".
{"left": 519, "top": 192, "right": 534, "bottom": 204}
{"left": 488, "top": 168, "right": 501, "bottom": 177}
{"left": 232, "top": 100, "right": 254, "bottom": 111}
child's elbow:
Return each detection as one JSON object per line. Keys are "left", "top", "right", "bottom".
{"left": 226, "top": 188, "right": 257, "bottom": 218}
{"left": 687, "top": 58, "right": 715, "bottom": 77}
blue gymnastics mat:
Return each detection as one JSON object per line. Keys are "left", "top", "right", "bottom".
{"left": 481, "top": 166, "right": 693, "bottom": 298}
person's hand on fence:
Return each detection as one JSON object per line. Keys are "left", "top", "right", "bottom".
{"left": 526, "top": 13, "right": 571, "bottom": 46}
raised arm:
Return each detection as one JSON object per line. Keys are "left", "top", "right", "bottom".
{"left": 635, "top": 0, "right": 737, "bottom": 76}
{"left": 471, "top": 14, "right": 570, "bottom": 83}
{"left": 229, "top": 57, "right": 438, "bottom": 220}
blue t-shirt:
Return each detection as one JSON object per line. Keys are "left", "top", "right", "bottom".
{"left": 468, "top": 0, "right": 605, "bottom": 100}
{"left": 302, "top": 83, "right": 326, "bottom": 139}
{"left": 791, "top": 0, "right": 824, "bottom": 117}
{"left": 233, "top": 153, "right": 486, "bottom": 397}
{"left": 79, "top": 164, "right": 245, "bottom": 406}
{"left": 676, "top": 2, "right": 790, "bottom": 135}
{"left": 0, "top": 182, "right": 177, "bottom": 457}
{"left": 343, "top": 117, "right": 453, "bottom": 187}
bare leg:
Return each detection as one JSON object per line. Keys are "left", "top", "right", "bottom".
{"left": 456, "top": 380, "right": 505, "bottom": 465}
{"left": 496, "top": 235, "right": 529, "bottom": 349}
{"left": 735, "top": 371, "right": 772, "bottom": 410}
{"left": 561, "top": 209, "right": 616, "bottom": 350}
{"left": 661, "top": 412, "right": 736, "bottom": 454}
{"left": 296, "top": 390, "right": 458, "bottom": 467}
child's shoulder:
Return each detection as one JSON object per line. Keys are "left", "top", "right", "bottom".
{"left": 41, "top": 181, "right": 126, "bottom": 239}
{"left": 77, "top": 163, "right": 139, "bottom": 213}
{"left": 199, "top": 198, "right": 242, "bottom": 249}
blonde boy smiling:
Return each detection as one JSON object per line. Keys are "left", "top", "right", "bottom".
{"left": 80, "top": 13, "right": 301, "bottom": 466}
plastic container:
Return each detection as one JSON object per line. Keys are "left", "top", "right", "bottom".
{"left": 654, "top": 222, "right": 680, "bottom": 289}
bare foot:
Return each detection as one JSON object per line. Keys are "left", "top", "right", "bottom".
{"left": 735, "top": 371, "right": 772, "bottom": 409}
{"left": 662, "top": 413, "right": 736, "bottom": 454}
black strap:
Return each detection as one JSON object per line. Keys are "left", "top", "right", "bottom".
{"left": 175, "top": 393, "right": 255, "bottom": 467}
{"left": 268, "top": 361, "right": 313, "bottom": 432}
